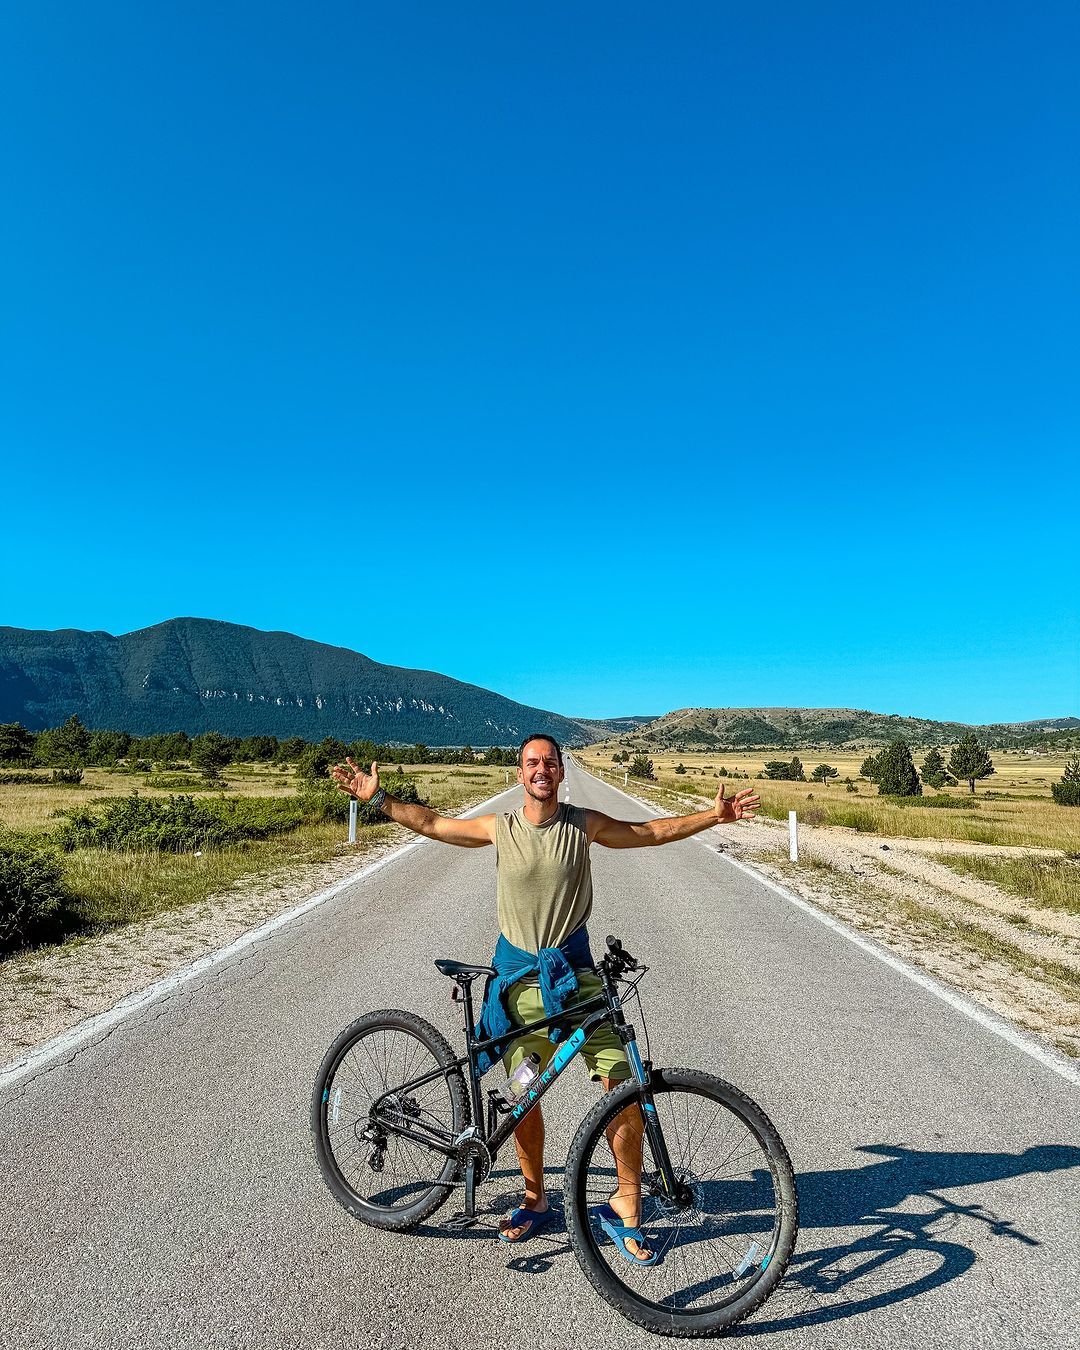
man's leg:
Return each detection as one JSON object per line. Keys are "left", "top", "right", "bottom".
{"left": 498, "top": 1104, "right": 549, "bottom": 1240}
{"left": 601, "top": 1077, "right": 652, "bottom": 1261}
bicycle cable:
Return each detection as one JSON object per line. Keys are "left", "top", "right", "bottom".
{"left": 620, "top": 966, "right": 651, "bottom": 1065}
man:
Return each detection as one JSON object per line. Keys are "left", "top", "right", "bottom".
{"left": 332, "top": 734, "right": 758, "bottom": 1259}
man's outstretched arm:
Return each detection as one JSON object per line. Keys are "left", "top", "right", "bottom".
{"left": 331, "top": 758, "right": 496, "bottom": 847}
{"left": 587, "top": 784, "right": 759, "bottom": 849}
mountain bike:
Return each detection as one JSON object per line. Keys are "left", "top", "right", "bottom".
{"left": 310, "top": 935, "right": 799, "bottom": 1337}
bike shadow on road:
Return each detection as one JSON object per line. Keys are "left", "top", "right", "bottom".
{"left": 410, "top": 1143, "right": 1080, "bottom": 1328}
{"left": 737, "top": 1140, "right": 1080, "bottom": 1336}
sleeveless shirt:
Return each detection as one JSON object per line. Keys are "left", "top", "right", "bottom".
{"left": 495, "top": 803, "right": 593, "bottom": 965}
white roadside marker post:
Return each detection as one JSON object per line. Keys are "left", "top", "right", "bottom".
{"left": 348, "top": 797, "right": 358, "bottom": 845}
{"left": 624, "top": 772, "right": 628, "bottom": 786}
{"left": 505, "top": 770, "right": 509, "bottom": 784}
{"left": 788, "top": 810, "right": 798, "bottom": 862}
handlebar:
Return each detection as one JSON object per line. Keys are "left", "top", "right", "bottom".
{"left": 603, "top": 934, "right": 639, "bottom": 976}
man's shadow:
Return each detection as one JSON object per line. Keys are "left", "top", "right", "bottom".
{"left": 414, "top": 1142, "right": 1080, "bottom": 1326}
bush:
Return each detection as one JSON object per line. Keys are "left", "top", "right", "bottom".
{"left": 51, "top": 767, "right": 83, "bottom": 785}
{"left": 629, "top": 755, "right": 655, "bottom": 781}
{"left": 0, "top": 831, "right": 68, "bottom": 952}
{"left": 0, "top": 772, "right": 51, "bottom": 786}
{"left": 57, "top": 795, "right": 244, "bottom": 853}
{"left": 143, "top": 774, "right": 227, "bottom": 791}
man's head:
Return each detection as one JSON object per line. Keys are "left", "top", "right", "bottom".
{"left": 517, "top": 734, "right": 564, "bottom": 803}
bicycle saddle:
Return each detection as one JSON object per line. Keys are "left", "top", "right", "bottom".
{"left": 434, "top": 958, "right": 496, "bottom": 979}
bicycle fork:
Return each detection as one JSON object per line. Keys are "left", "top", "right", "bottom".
{"left": 624, "top": 1034, "right": 687, "bottom": 1207}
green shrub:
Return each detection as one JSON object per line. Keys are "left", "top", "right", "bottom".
{"left": 57, "top": 795, "right": 244, "bottom": 853}
{"left": 143, "top": 774, "right": 227, "bottom": 791}
{"left": 51, "top": 768, "right": 84, "bottom": 785}
{"left": 0, "top": 772, "right": 51, "bottom": 786}
{"left": 0, "top": 831, "right": 68, "bottom": 952}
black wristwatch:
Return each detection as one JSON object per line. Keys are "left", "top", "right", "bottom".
{"left": 368, "top": 787, "right": 387, "bottom": 813}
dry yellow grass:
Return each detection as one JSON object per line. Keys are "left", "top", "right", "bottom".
{"left": 579, "top": 747, "right": 1080, "bottom": 852}
{"left": 1, "top": 762, "right": 510, "bottom": 944}
{"left": 0, "top": 761, "right": 510, "bottom": 835}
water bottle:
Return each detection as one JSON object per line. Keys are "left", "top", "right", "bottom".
{"left": 500, "top": 1053, "right": 541, "bottom": 1107}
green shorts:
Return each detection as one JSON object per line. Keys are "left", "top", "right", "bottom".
{"left": 502, "top": 971, "right": 630, "bottom": 1084}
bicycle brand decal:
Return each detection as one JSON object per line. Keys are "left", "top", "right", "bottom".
{"left": 550, "top": 1027, "right": 586, "bottom": 1073}
{"left": 511, "top": 1028, "right": 587, "bottom": 1120}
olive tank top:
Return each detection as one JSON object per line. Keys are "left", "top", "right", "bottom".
{"left": 495, "top": 803, "right": 593, "bottom": 965}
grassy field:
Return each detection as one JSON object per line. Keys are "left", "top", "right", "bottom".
{"left": 0, "top": 761, "right": 509, "bottom": 947}
{"left": 578, "top": 747, "right": 1079, "bottom": 852}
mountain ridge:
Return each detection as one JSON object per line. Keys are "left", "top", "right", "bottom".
{"left": 613, "top": 706, "right": 1079, "bottom": 751}
{"left": 0, "top": 620, "right": 1073, "bottom": 749}
{"left": 0, "top": 617, "right": 648, "bottom": 746}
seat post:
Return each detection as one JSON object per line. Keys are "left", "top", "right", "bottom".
{"left": 458, "top": 977, "right": 479, "bottom": 1043}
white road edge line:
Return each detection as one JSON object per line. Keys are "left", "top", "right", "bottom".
{"left": 581, "top": 765, "right": 1080, "bottom": 1089}
{"left": 0, "top": 785, "right": 521, "bottom": 1094}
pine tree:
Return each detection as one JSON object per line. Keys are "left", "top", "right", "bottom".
{"left": 948, "top": 735, "right": 995, "bottom": 795}
{"left": 0, "top": 723, "right": 35, "bottom": 764}
{"left": 35, "top": 714, "right": 91, "bottom": 768}
{"left": 860, "top": 754, "right": 880, "bottom": 782}
{"left": 921, "top": 747, "right": 953, "bottom": 790}
{"left": 1051, "top": 756, "right": 1080, "bottom": 807}
{"left": 629, "top": 755, "right": 654, "bottom": 780}
{"left": 811, "top": 764, "right": 839, "bottom": 785}
{"left": 876, "top": 738, "right": 922, "bottom": 796}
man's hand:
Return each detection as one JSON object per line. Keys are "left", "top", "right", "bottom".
{"left": 715, "top": 783, "right": 759, "bottom": 824}
{"left": 330, "top": 757, "right": 380, "bottom": 802}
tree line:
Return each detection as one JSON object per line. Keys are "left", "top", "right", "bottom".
{"left": 0, "top": 717, "right": 519, "bottom": 776}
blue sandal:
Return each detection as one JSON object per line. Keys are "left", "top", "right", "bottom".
{"left": 498, "top": 1205, "right": 556, "bottom": 1243}
{"left": 591, "top": 1203, "right": 660, "bottom": 1266}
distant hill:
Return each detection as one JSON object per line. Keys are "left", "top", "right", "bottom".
{"left": 0, "top": 618, "right": 633, "bottom": 747}
{"left": 602, "top": 707, "right": 1080, "bottom": 751}
{"left": 2, "top": 620, "right": 1072, "bottom": 752}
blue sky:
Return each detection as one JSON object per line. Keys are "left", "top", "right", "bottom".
{"left": 2, "top": 2, "right": 1077, "bottom": 724}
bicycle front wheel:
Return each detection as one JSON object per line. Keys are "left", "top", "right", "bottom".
{"left": 311, "top": 1009, "right": 468, "bottom": 1230}
{"left": 565, "top": 1068, "right": 798, "bottom": 1337}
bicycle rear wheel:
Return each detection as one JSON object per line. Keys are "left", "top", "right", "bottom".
{"left": 565, "top": 1068, "right": 798, "bottom": 1337}
{"left": 311, "top": 1009, "right": 468, "bottom": 1230}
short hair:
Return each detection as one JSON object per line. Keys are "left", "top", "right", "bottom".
{"left": 517, "top": 733, "right": 563, "bottom": 767}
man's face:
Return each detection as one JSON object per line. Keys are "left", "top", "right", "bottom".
{"left": 518, "top": 739, "right": 564, "bottom": 803}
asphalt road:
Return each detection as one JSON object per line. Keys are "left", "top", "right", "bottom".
{"left": 2, "top": 760, "right": 1078, "bottom": 1349}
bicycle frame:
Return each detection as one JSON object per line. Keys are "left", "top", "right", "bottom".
{"left": 367, "top": 961, "right": 684, "bottom": 1219}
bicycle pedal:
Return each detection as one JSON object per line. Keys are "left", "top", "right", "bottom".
{"left": 445, "top": 1213, "right": 478, "bottom": 1232}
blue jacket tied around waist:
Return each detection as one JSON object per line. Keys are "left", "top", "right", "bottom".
{"left": 475, "top": 926, "right": 595, "bottom": 1078}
